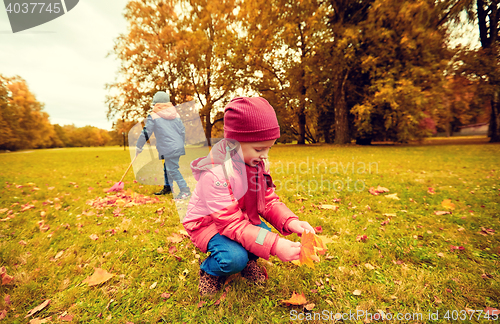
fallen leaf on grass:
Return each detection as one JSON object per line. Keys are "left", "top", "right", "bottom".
{"left": 485, "top": 307, "right": 500, "bottom": 316}
{"left": 441, "top": 199, "right": 455, "bottom": 210}
{"left": 197, "top": 301, "right": 206, "bottom": 308}
{"left": 479, "top": 227, "right": 495, "bottom": 236}
{"left": 89, "top": 234, "right": 99, "bottom": 241}
{"left": 0, "top": 309, "right": 6, "bottom": 320}
{"left": 5, "top": 295, "right": 11, "bottom": 305}
{"left": 178, "top": 229, "right": 189, "bottom": 237}
{"left": 0, "top": 267, "right": 14, "bottom": 285}
{"left": 369, "top": 186, "right": 389, "bottom": 196}
{"left": 450, "top": 245, "right": 465, "bottom": 251}
{"left": 87, "top": 191, "right": 160, "bottom": 210}
{"left": 314, "top": 226, "right": 323, "bottom": 233}
{"left": 356, "top": 235, "right": 368, "bottom": 242}
{"left": 82, "top": 210, "right": 96, "bottom": 217}
{"left": 320, "top": 205, "right": 339, "bottom": 211}
{"left": 20, "top": 204, "right": 35, "bottom": 212}
{"left": 25, "top": 300, "right": 51, "bottom": 318}
{"left": 82, "top": 268, "right": 115, "bottom": 286}
{"left": 352, "top": 290, "right": 362, "bottom": 296}
{"left": 38, "top": 221, "right": 50, "bottom": 232}
{"left": 428, "top": 187, "right": 436, "bottom": 194}
{"left": 281, "top": 292, "right": 307, "bottom": 306}
{"left": 161, "top": 293, "right": 171, "bottom": 300}
{"left": 166, "top": 233, "right": 184, "bottom": 243}
{"left": 305, "top": 303, "right": 315, "bottom": 311}
{"left": 385, "top": 193, "right": 400, "bottom": 200}
{"left": 436, "top": 252, "right": 444, "bottom": 257}
{"left": 214, "top": 286, "right": 230, "bottom": 306}
{"left": 364, "top": 263, "right": 375, "bottom": 270}
{"left": 434, "top": 211, "right": 451, "bottom": 216}
{"left": 59, "top": 314, "right": 74, "bottom": 322}
{"left": 317, "top": 235, "right": 336, "bottom": 245}
{"left": 481, "top": 273, "right": 494, "bottom": 279}
{"left": 156, "top": 207, "right": 165, "bottom": 216}
{"left": 29, "top": 317, "right": 52, "bottom": 324}
{"left": 178, "top": 269, "right": 189, "bottom": 281}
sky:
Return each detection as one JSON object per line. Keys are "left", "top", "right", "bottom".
{"left": 0, "top": 1, "right": 129, "bottom": 131}
{"left": 0, "top": 2, "right": 480, "bottom": 132}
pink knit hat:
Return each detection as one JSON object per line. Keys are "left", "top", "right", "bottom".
{"left": 223, "top": 97, "right": 280, "bottom": 142}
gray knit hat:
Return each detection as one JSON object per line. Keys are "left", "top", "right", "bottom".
{"left": 152, "top": 91, "right": 170, "bottom": 105}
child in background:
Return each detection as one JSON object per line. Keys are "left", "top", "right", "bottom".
{"left": 182, "top": 97, "right": 315, "bottom": 296}
{"left": 135, "top": 91, "right": 191, "bottom": 199}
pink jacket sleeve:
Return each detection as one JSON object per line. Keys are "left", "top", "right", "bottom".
{"left": 201, "top": 172, "right": 280, "bottom": 260}
{"left": 261, "top": 179, "right": 299, "bottom": 236}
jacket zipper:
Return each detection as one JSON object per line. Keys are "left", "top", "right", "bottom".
{"left": 255, "top": 166, "right": 263, "bottom": 213}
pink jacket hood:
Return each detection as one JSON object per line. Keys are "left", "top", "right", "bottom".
{"left": 151, "top": 103, "right": 180, "bottom": 120}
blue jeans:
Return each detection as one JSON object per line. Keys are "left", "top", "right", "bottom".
{"left": 163, "top": 156, "right": 188, "bottom": 190}
{"left": 200, "top": 221, "right": 272, "bottom": 277}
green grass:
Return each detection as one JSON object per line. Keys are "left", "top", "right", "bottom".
{"left": 0, "top": 143, "right": 499, "bottom": 323}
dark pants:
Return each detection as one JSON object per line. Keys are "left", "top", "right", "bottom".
{"left": 200, "top": 221, "right": 271, "bottom": 276}
{"left": 163, "top": 156, "right": 188, "bottom": 190}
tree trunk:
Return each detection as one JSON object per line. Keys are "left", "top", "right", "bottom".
{"left": 334, "top": 71, "right": 350, "bottom": 144}
{"left": 297, "top": 109, "right": 306, "bottom": 144}
{"left": 489, "top": 89, "right": 500, "bottom": 142}
{"left": 203, "top": 108, "right": 213, "bottom": 147}
{"left": 297, "top": 69, "right": 307, "bottom": 145}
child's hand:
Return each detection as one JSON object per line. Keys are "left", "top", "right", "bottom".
{"left": 287, "top": 220, "right": 315, "bottom": 236}
{"left": 275, "top": 238, "right": 301, "bottom": 262}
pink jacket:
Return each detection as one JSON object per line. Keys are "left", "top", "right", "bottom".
{"left": 182, "top": 139, "right": 299, "bottom": 260}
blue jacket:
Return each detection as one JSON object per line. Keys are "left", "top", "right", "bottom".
{"left": 136, "top": 103, "right": 186, "bottom": 159}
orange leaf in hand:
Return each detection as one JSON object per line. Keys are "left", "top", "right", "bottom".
{"left": 297, "top": 232, "right": 327, "bottom": 269}
{"left": 82, "top": 268, "right": 115, "bottom": 286}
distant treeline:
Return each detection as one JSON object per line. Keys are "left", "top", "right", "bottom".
{"left": 0, "top": 74, "right": 123, "bottom": 151}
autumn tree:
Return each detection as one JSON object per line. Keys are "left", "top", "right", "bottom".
{"left": 436, "top": 75, "right": 487, "bottom": 135}
{"left": 0, "top": 75, "right": 15, "bottom": 149}
{"left": 107, "top": 0, "right": 243, "bottom": 144}
{"left": 351, "top": 0, "right": 454, "bottom": 143}
{"left": 238, "top": 0, "right": 329, "bottom": 144}
{"left": 321, "top": 0, "right": 374, "bottom": 144}
{"left": 452, "top": 0, "right": 499, "bottom": 142}
{"left": 181, "top": 0, "right": 244, "bottom": 143}
{"left": 0, "top": 75, "right": 60, "bottom": 150}
{"left": 106, "top": 0, "right": 193, "bottom": 122}
{"left": 110, "top": 118, "right": 137, "bottom": 145}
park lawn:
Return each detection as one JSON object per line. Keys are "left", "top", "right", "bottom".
{"left": 0, "top": 142, "right": 499, "bottom": 323}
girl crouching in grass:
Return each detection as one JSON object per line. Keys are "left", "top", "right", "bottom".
{"left": 182, "top": 97, "right": 315, "bottom": 296}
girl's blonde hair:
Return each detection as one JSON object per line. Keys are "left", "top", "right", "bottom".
{"left": 223, "top": 141, "right": 270, "bottom": 181}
